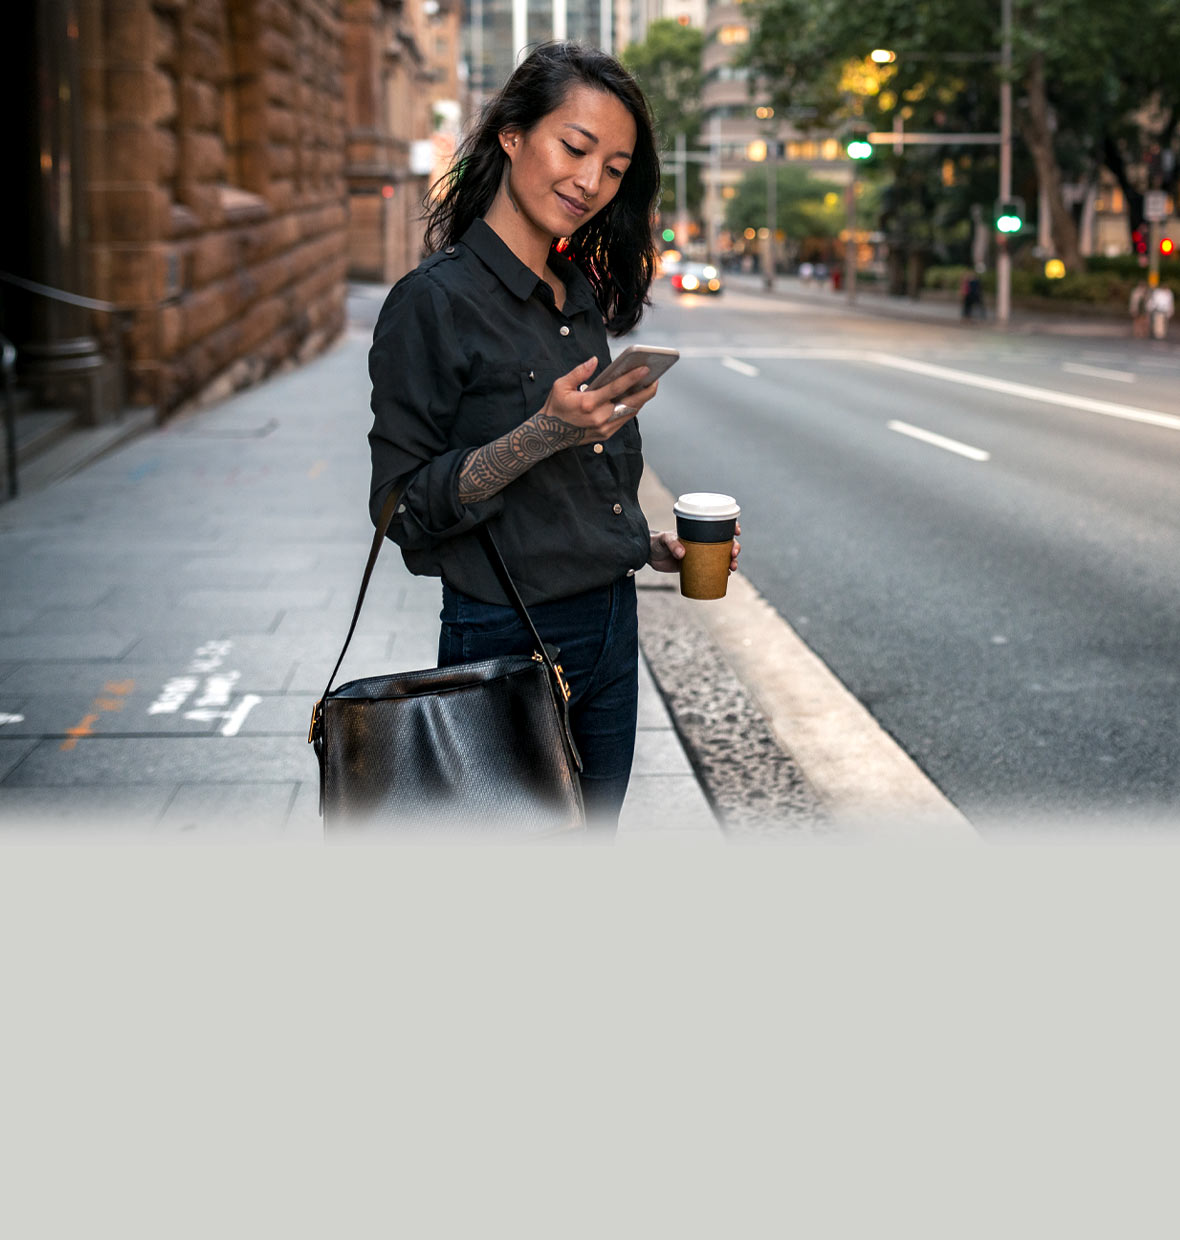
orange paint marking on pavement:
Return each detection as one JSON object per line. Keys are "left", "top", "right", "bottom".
{"left": 60, "top": 714, "right": 101, "bottom": 751}
{"left": 60, "top": 680, "right": 137, "bottom": 751}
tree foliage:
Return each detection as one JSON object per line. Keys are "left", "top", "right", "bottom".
{"left": 724, "top": 165, "right": 847, "bottom": 247}
{"left": 621, "top": 18, "right": 706, "bottom": 218}
{"left": 743, "top": 0, "right": 1180, "bottom": 270}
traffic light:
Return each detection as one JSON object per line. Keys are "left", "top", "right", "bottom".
{"left": 995, "top": 197, "right": 1024, "bottom": 233}
{"left": 845, "top": 136, "right": 873, "bottom": 160}
{"left": 1162, "top": 237, "right": 1175, "bottom": 257}
{"left": 1132, "top": 229, "right": 1147, "bottom": 256}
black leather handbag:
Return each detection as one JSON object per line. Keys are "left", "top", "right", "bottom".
{"left": 308, "top": 491, "right": 585, "bottom": 836}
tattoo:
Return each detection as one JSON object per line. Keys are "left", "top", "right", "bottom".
{"left": 458, "top": 415, "right": 586, "bottom": 504}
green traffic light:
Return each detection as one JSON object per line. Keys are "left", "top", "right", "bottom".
{"left": 846, "top": 139, "right": 873, "bottom": 160}
{"left": 996, "top": 214, "right": 1021, "bottom": 233}
{"left": 661, "top": 228, "right": 676, "bottom": 243}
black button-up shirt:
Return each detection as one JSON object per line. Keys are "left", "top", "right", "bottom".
{"left": 368, "top": 219, "right": 651, "bottom": 607}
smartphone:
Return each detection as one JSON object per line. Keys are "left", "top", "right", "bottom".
{"left": 587, "top": 345, "right": 680, "bottom": 397}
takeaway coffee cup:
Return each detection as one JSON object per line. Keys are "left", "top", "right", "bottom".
{"left": 673, "top": 492, "right": 740, "bottom": 600}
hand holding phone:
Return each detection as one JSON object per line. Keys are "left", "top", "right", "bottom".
{"left": 588, "top": 345, "right": 680, "bottom": 400}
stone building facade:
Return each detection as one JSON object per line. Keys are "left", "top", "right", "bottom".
{"left": 343, "top": 0, "right": 463, "bottom": 285}
{"left": 3, "top": 0, "right": 350, "bottom": 418}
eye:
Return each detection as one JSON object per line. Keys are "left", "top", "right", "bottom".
{"left": 607, "top": 165, "right": 625, "bottom": 180}
{"left": 561, "top": 140, "right": 585, "bottom": 156}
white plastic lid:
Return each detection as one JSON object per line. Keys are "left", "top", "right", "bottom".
{"left": 673, "top": 492, "right": 740, "bottom": 519}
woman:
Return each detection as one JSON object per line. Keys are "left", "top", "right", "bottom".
{"left": 367, "top": 42, "right": 739, "bottom": 830}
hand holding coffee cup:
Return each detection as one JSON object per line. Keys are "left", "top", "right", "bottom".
{"left": 673, "top": 493, "right": 741, "bottom": 600}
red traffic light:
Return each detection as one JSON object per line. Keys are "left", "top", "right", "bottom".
{"left": 1162, "top": 237, "right": 1175, "bottom": 256}
{"left": 1132, "top": 229, "right": 1147, "bottom": 255}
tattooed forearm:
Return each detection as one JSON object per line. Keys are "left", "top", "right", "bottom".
{"left": 458, "top": 414, "right": 586, "bottom": 504}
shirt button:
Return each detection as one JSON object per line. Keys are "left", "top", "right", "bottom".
{"left": 396, "top": 504, "right": 406, "bottom": 514}
{"left": 593, "top": 443, "right": 604, "bottom": 454}
{"left": 445, "top": 247, "right": 455, "bottom": 254}
{"left": 626, "top": 568, "right": 636, "bottom": 577}
{"left": 528, "top": 371, "right": 535, "bottom": 381}
{"left": 578, "top": 383, "right": 588, "bottom": 392}
{"left": 612, "top": 503, "right": 623, "bottom": 515}
{"left": 559, "top": 325, "right": 570, "bottom": 336}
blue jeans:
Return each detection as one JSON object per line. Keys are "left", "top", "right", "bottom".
{"left": 438, "top": 575, "right": 639, "bottom": 830}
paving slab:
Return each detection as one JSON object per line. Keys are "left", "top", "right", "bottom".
{"left": 0, "top": 738, "right": 38, "bottom": 781}
{"left": 4, "top": 736, "right": 309, "bottom": 786}
{"left": 0, "top": 659, "right": 298, "bottom": 699}
{"left": 0, "top": 608, "right": 42, "bottom": 636}
{"left": 0, "top": 690, "right": 223, "bottom": 738}
{"left": 156, "top": 782, "right": 299, "bottom": 836}
{"left": 0, "top": 633, "right": 141, "bottom": 660}
{"left": 0, "top": 785, "right": 173, "bottom": 833}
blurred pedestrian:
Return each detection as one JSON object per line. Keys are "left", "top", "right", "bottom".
{"left": 1147, "top": 282, "right": 1174, "bottom": 339}
{"left": 961, "top": 272, "right": 985, "bottom": 320}
{"left": 1129, "top": 280, "right": 1150, "bottom": 338}
{"left": 366, "top": 42, "right": 739, "bottom": 831}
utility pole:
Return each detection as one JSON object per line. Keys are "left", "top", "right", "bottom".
{"left": 763, "top": 140, "right": 777, "bottom": 290}
{"left": 707, "top": 114, "right": 722, "bottom": 264}
{"left": 844, "top": 168, "right": 858, "bottom": 303}
{"left": 997, "top": 0, "right": 1013, "bottom": 325}
{"left": 675, "top": 131, "right": 687, "bottom": 246}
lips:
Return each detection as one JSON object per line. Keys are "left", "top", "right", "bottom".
{"left": 556, "top": 192, "right": 588, "bottom": 218}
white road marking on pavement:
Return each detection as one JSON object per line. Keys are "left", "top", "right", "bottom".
{"left": 0, "top": 713, "right": 25, "bottom": 726}
{"left": 887, "top": 420, "right": 991, "bottom": 462}
{"left": 676, "top": 347, "right": 1180, "bottom": 434}
{"left": 1062, "top": 362, "right": 1136, "bottom": 383}
{"left": 148, "top": 676, "right": 199, "bottom": 714}
{"left": 185, "top": 694, "right": 261, "bottom": 736}
{"left": 722, "top": 356, "right": 760, "bottom": 377}
{"left": 869, "top": 352, "right": 1180, "bottom": 432}
{"left": 146, "top": 643, "right": 256, "bottom": 734}
{"left": 677, "top": 346, "right": 867, "bottom": 360}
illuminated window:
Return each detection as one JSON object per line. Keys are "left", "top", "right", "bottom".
{"left": 718, "top": 24, "right": 749, "bottom": 43}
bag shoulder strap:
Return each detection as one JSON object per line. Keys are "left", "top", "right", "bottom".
{"left": 309, "top": 490, "right": 569, "bottom": 739}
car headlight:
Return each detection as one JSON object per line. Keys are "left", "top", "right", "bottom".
{"left": 681, "top": 274, "right": 700, "bottom": 291}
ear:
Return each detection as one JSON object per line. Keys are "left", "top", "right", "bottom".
{"left": 499, "top": 128, "right": 521, "bottom": 159}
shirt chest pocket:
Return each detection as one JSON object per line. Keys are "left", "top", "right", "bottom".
{"left": 456, "top": 364, "right": 561, "bottom": 444}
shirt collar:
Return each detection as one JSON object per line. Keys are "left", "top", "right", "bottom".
{"left": 461, "top": 218, "right": 596, "bottom": 315}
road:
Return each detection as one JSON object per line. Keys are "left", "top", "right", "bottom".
{"left": 636, "top": 278, "right": 1180, "bottom": 832}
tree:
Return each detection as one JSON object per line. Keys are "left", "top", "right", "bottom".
{"left": 621, "top": 19, "right": 706, "bottom": 221}
{"left": 725, "top": 165, "right": 847, "bottom": 258}
{"left": 743, "top": 0, "right": 1180, "bottom": 272}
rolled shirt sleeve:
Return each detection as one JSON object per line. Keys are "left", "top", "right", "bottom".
{"left": 367, "top": 269, "right": 504, "bottom": 549}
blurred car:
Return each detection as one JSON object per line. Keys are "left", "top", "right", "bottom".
{"left": 670, "top": 262, "right": 723, "bottom": 295}
{"left": 657, "top": 249, "right": 683, "bottom": 279}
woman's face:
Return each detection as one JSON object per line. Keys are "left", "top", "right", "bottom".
{"left": 499, "top": 84, "right": 637, "bottom": 243}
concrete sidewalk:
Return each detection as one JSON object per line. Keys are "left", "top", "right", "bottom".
{"left": 0, "top": 322, "right": 721, "bottom": 841}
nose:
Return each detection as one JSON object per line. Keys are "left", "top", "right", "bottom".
{"left": 574, "top": 162, "right": 602, "bottom": 201}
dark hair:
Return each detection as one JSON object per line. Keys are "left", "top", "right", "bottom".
{"left": 423, "top": 42, "right": 660, "bottom": 335}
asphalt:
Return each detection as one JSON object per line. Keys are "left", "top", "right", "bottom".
{"left": 4, "top": 276, "right": 1139, "bottom": 842}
